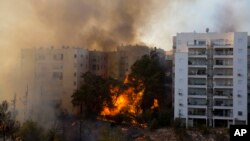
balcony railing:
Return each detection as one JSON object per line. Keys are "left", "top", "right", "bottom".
{"left": 214, "top": 102, "right": 233, "bottom": 107}
{"left": 188, "top": 111, "right": 206, "bottom": 116}
{"left": 214, "top": 51, "right": 233, "bottom": 56}
{"left": 188, "top": 92, "right": 206, "bottom": 96}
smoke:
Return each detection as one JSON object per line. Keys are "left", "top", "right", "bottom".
{"left": 29, "top": 0, "right": 154, "bottom": 50}
{"left": 1, "top": 0, "right": 250, "bottom": 126}
{"left": 0, "top": 0, "right": 160, "bottom": 126}
{"left": 213, "top": 2, "right": 241, "bottom": 32}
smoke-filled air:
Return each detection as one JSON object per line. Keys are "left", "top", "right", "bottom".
{"left": 0, "top": 0, "right": 250, "bottom": 127}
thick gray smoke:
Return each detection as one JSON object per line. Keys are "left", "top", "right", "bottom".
{"left": 30, "top": 0, "right": 154, "bottom": 51}
{"left": 214, "top": 3, "right": 237, "bottom": 32}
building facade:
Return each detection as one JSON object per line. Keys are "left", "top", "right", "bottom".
{"left": 174, "top": 32, "right": 248, "bottom": 127}
{"left": 20, "top": 47, "right": 89, "bottom": 122}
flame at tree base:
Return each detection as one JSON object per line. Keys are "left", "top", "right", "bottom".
{"left": 100, "top": 75, "right": 159, "bottom": 127}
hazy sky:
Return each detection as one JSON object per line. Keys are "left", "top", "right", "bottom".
{"left": 0, "top": 0, "right": 250, "bottom": 50}
{"left": 0, "top": 0, "right": 250, "bottom": 100}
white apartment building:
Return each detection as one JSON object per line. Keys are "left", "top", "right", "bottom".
{"left": 20, "top": 47, "right": 89, "bottom": 122}
{"left": 174, "top": 32, "right": 248, "bottom": 127}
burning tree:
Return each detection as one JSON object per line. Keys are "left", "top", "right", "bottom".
{"left": 71, "top": 72, "right": 114, "bottom": 119}
{"left": 72, "top": 51, "right": 168, "bottom": 128}
{"left": 100, "top": 75, "right": 145, "bottom": 124}
{"left": 100, "top": 52, "right": 165, "bottom": 126}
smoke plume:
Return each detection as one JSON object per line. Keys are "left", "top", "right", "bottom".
{"left": 29, "top": 0, "right": 154, "bottom": 50}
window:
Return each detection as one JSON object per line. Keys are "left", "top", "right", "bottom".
{"left": 53, "top": 54, "right": 63, "bottom": 61}
{"left": 52, "top": 72, "right": 63, "bottom": 80}
{"left": 178, "top": 89, "right": 183, "bottom": 96}
{"left": 74, "top": 81, "right": 77, "bottom": 86}
{"left": 74, "top": 72, "right": 76, "bottom": 77}
{"left": 61, "top": 54, "right": 63, "bottom": 60}
{"left": 74, "top": 54, "right": 77, "bottom": 58}
{"left": 238, "top": 111, "right": 242, "bottom": 116}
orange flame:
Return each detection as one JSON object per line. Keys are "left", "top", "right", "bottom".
{"left": 151, "top": 99, "right": 159, "bottom": 110}
{"left": 100, "top": 75, "right": 144, "bottom": 117}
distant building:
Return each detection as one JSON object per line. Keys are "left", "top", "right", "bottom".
{"left": 19, "top": 45, "right": 157, "bottom": 123}
{"left": 89, "top": 51, "right": 108, "bottom": 78}
{"left": 108, "top": 45, "right": 150, "bottom": 80}
{"left": 20, "top": 47, "right": 89, "bottom": 121}
{"left": 173, "top": 32, "right": 248, "bottom": 127}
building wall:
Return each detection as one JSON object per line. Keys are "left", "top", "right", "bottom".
{"left": 232, "top": 33, "right": 248, "bottom": 123}
{"left": 20, "top": 47, "right": 89, "bottom": 122}
{"left": 174, "top": 52, "right": 188, "bottom": 121}
{"left": 174, "top": 32, "right": 248, "bottom": 127}
{"left": 89, "top": 51, "right": 108, "bottom": 78}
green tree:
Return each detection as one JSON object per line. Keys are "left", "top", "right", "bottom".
{"left": 129, "top": 53, "right": 165, "bottom": 116}
{"left": 71, "top": 72, "right": 113, "bottom": 118}
{"left": 0, "top": 100, "right": 20, "bottom": 141}
{"left": 16, "top": 120, "right": 45, "bottom": 141}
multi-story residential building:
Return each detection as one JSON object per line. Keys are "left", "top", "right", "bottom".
{"left": 20, "top": 47, "right": 89, "bottom": 122}
{"left": 108, "top": 45, "right": 150, "bottom": 80}
{"left": 89, "top": 51, "right": 108, "bottom": 78}
{"left": 174, "top": 32, "right": 248, "bottom": 127}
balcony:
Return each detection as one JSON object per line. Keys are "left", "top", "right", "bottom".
{"left": 213, "top": 59, "right": 233, "bottom": 68}
{"left": 213, "top": 89, "right": 232, "bottom": 99}
{"left": 212, "top": 41, "right": 233, "bottom": 48}
{"left": 188, "top": 49, "right": 207, "bottom": 58}
{"left": 188, "top": 108, "right": 206, "bottom": 116}
{"left": 213, "top": 68, "right": 233, "bottom": 79}
{"left": 188, "top": 98, "right": 207, "bottom": 108}
{"left": 188, "top": 68, "right": 207, "bottom": 78}
{"left": 213, "top": 54, "right": 233, "bottom": 58}
{"left": 187, "top": 42, "right": 207, "bottom": 48}
{"left": 213, "top": 48, "right": 233, "bottom": 58}
{"left": 213, "top": 99, "right": 233, "bottom": 109}
{"left": 188, "top": 59, "right": 207, "bottom": 68}
{"left": 213, "top": 109, "right": 233, "bottom": 119}
{"left": 188, "top": 78, "right": 207, "bottom": 88}
{"left": 188, "top": 88, "right": 207, "bottom": 98}
{"left": 213, "top": 79, "right": 233, "bottom": 89}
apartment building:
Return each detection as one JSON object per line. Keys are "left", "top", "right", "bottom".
{"left": 109, "top": 45, "right": 150, "bottom": 80}
{"left": 20, "top": 47, "right": 89, "bottom": 121}
{"left": 89, "top": 51, "right": 108, "bottom": 78}
{"left": 174, "top": 32, "right": 248, "bottom": 127}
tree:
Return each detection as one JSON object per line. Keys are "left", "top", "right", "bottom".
{"left": 0, "top": 100, "right": 20, "bottom": 141}
{"left": 16, "top": 120, "right": 45, "bottom": 141}
{"left": 71, "top": 72, "right": 113, "bottom": 118}
{"left": 129, "top": 53, "right": 165, "bottom": 113}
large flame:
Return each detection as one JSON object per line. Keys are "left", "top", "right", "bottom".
{"left": 100, "top": 75, "right": 144, "bottom": 117}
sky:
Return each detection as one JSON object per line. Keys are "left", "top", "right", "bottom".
{"left": 0, "top": 0, "right": 250, "bottom": 100}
